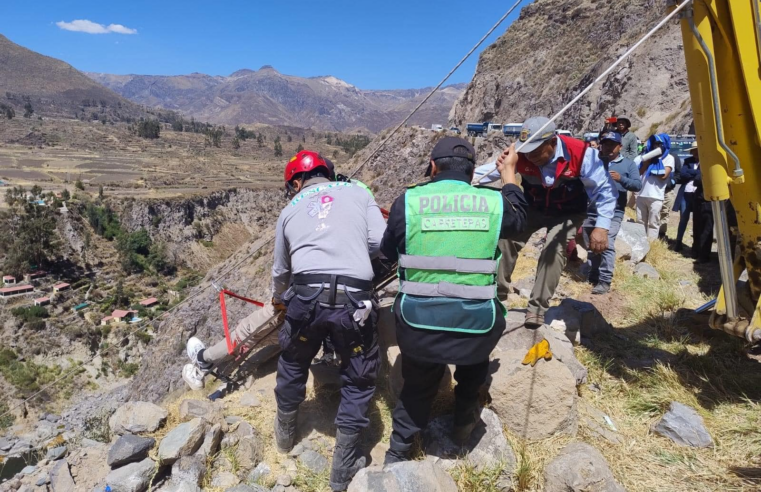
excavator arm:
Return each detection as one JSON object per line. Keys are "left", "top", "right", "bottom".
{"left": 677, "top": 0, "right": 761, "bottom": 341}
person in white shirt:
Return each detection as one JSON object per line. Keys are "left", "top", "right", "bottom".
{"left": 635, "top": 134, "right": 673, "bottom": 240}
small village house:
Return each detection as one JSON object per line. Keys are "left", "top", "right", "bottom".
{"left": 101, "top": 309, "right": 137, "bottom": 326}
{"left": 34, "top": 297, "right": 50, "bottom": 306}
{"left": 3, "top": 275, "right": 16, "bottom": 285}
{"left": 53, "top": 282, "right": 71, "bottom": 292}
{"left": 0, "top": 285, "right": 34, "bottom": 297}
{"left": 139, "top": 297, "right": 159, "bottom": 308}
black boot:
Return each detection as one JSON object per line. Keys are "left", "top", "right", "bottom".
{"left": 274, "top": 408, "right": 298, "bottom": 453}
{"left": 383, "top": 434, "right": 411, "bottom": 465}
{"left": 453, "top": 400, "right": 481, "bottom": 446}
{"left": 329, "top": 428, "right": 366, "bottom": 491}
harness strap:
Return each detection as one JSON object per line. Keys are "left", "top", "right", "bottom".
{"left": 292, "top": 274, "right": 373, "bottom": 291}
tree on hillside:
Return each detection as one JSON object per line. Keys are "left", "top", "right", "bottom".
{"left": 135, "top": 119, "right": 161, "bottom": 139}
{"left": 232, "top": 136, "right": 241, "bottom": 150}
{"left": 23, "top": 102, "right": 33, "bottom": 118}
{"left": 296, "top": 144, "right": 304, "bottom": 153}
{"left": 257, "top": 134, "right": 264, "bottom": 148}
{"left": 61, "top": 189, "right": 70, "bottom": 201}
{"left": 0, "top": 103, "right": 14, "bottom": 120}
{"left": 204, "top": 126, "right": 223, "bottom": 148}
{"left": 2, "top": 203, "right": 60, "bottom": 276}
{"left": 98, "top": 185, "right": 104, "bottom": 199}
{"left": 274, "top": 141, "right": 283, "bottom": 157}
{"left": 75, "top": 179, "right": 85, "bottom": 191}
{"left": 30, "top": 185, "right": 42, "bottom": 199}
{"left": 327, "top": 134, "right": 332, "bottom": 145}
{"left": 287, "top": 135, "right": 292, "bottom": 143}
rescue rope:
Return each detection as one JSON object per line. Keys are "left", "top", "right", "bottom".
{"left": 476, "top": 0, "right": 693, "bottom": 181}
{"left": 348, "top": 0, "right": 525, "bottom": 179}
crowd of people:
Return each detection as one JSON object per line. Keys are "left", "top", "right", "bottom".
{"left": 178, "top": 117, "right": 712, "bottom": 491}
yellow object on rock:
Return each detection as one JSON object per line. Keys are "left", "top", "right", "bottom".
{"left": 521, "top": 339, "right": 553, "bottom": 366}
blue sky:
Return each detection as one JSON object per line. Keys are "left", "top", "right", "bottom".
{"left": 0, "top": 0, "right": 530, "bottom": 90}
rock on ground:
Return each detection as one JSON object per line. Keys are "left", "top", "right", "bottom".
{"left": 615, "top": 221, "right": 650, "bottom": 263}
{"left": 108, "top": 434, "right": 156, "bottom": 468}
{"left": 210, "top": 470, "right": 240, "bottom": 489}
{"left": 634, "top": 262, "right": 660, "bottom": 280}
{"left": 224, "top": 485, "right": 269, "bottom": 492}
{"left": 178, "top": 399, "right": 225, "bottom": 427}
{"left": 298, "top": 449, "right": 329, "bottom": 474}
{"left": 349, "top": 459, "right": 458, "bottom": 492}
{"left": 195, "top": 423, "right": 222, "bottom": 458}
{"left": 489, "top": 357, "right": 577, "bottom": 440}
{"left": 651, "top": 402, "right": 713, "bottom": 448}
{"left": 496, "top": 323, "right": 587, "bottom": 385}
{"left": 49, "top": 460, "right": 76, "bottom": 492}
{"left": 235, "top": 435, "right": 264, "bottom": 477}
{"left": 104, "top": 457, "right": 157, "bottom": 492}
{"left": 156, "top": 482, "right": 202, "bottom": 492}
{"left": 543, "top": 442, "right": 625, "bottom": 492}
{"left": 171, "top": 455, "right": 206, "bottom": 486}
{"left": 545, "top": 298, "right": 613, "bottom": 341}
{"left": 109, "top": 402, "right": 168, "bottom": 435}
{"left": 158, "top": 418, "right": 207, "bottom": 464}
{"left": 423, "top": 408, "right": 515, "bottom": 471}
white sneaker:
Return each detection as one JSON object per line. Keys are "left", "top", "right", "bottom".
{"left": 182, "top": 363, "right": 205, "bottom": 390}
{"left": 186, "top": 337, "right": 206, "bottom": 365}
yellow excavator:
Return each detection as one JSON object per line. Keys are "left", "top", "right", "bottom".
{"left": 678, "top": 0, "right": 761, "bottom": 341}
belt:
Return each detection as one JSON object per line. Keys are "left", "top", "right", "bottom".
{"left": 292, "top": 274, "right": 373, "bottom": 307}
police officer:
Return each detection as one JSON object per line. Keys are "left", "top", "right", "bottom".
{"left": 380, "top": 137, "right": 527, "bottom": 463}
{"left": 272, "top": 150, "right": 386, "bottom": 491}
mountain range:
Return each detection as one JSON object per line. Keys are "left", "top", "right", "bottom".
{"left": 87, "top": 68, "right": 465, "bottom": 133}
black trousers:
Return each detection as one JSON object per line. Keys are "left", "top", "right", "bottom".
{"left": 275, "top": 294, "right": 379, "bottom": 433}
{"left": 389, "top": 355, "right": 489, "bottom": 446}
{"left": 692, "top": 200, "right": 714, "bottom": 261}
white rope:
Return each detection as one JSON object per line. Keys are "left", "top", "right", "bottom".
{"left": 477, "top": 0, "right": 693, "bottom": 182}
{"left": 349, "top": 0, "right": 525, "bottom": 178}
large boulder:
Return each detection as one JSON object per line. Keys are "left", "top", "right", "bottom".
{"left": 634, "top": 262, "right": 660, "bottom": 280}
{"left": 615, "top": 221, "right": 650, "bottom": 263}
{"left": 423, "top": 408, "right": 515, "bottom": 471}
{"left": 543, "top": 442, "right": 625, "bottom": 492}
{"left": 489, "top": 357, "right": 577, "bottom": 440}
{"left": 105, "top": 457, "right": 157, "bottom": 492}
{"left": 109, "top": 402, "right": 168, "bottom": 435}
{"left": 496, "top": 324, "right": 587, "bottom": 385}
{"left": 108, "top": 435, "right": 156, "bottom": 468}
{"left": 195, "top": 423, "right": 222, "bottom": 458}
{"left": 348, "top": 459, "right": 457, "bottom": 492}
{"left": 48, "top": 460, "right": 76, "bottom": 492}
{"left": 235, "top": 435, "right": 265, "bottom": 477}
{"left": 158, "top": 419, "right": 207, "bottom": 464}
{"left": 651, "top": 402, "right": 713, "bottom": 448}
{"left": 545, "top": 299, "right": 613, "bottom": 341}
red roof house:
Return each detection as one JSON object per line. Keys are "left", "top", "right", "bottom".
{"left": 139, "top": 297, "right": 159, "bottom": 308}
{"left": 34, "top": 297, "right": 50, "bottom": 306}
{"left": 0, "top": 285, "right": 34, "bottom": 297}
{"left": 53, "top": 283, "right": 71, "bottom": 292}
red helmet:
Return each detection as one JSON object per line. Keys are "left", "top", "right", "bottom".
{"left": 284, "top": 150, "right": 329, "bottom": 184}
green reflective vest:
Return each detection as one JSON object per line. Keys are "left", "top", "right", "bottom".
{"left": 399, "top": 180, "right": 504, "bottom": 334}
{"left": 352, "top": 179, "right": 374, "bottom": 198}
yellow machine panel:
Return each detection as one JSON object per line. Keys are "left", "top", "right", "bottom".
{"left": 678, "top": 0, "right": 761, "bottom": 340}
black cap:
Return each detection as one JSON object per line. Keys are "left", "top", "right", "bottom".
{"left": 425, "top": 137, "right": 477, "bottom": 176}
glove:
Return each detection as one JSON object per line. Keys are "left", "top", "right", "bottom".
{"left": 272, "top": 297, "right": 286, "bottom": 312}
{"left": 521, "top": 339, "right": 553, "bottom": 367}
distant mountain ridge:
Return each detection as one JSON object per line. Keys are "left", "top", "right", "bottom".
{"left": 88, "top": 68, "right": 466, "bottom": 133}
{"left": 0, "top": 34, "right": 146, "bottom": 121}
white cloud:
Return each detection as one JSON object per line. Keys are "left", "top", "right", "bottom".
{"left": 56, "top": 19, "right": 137, "bottom": 35}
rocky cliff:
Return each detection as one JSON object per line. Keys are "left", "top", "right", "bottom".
{"left": 451, "top": 0, "right": 693, "bottom": 138}
{"left": 115, "top": 189, "right": 283, "bottom": 273}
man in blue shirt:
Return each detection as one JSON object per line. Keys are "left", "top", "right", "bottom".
{"left": 583, "top": 132, "right": 642, "bottom": 294}
{"left": 474, "top": 117, "right": 618, "bottom": 326}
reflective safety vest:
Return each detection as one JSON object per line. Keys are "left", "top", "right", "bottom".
{"left": 399, "top": 180, "right": 504, "bottom": 334}
{"left": 352, "top": 179, "right": 374, "bottom": 198}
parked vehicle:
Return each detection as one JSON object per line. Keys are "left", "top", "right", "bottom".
{"left": 583, "top": 132, "right": 600, "bottom": 142}
{"left": 431, "top": 124, "right": 444, "bottom": 131}
{"left": 487, "top": 123, "right": 503, "bottom": 134}
{"left": 502, "top": 123, "right": 523, "bottom": 137}
{"left": 449, "top": 127, "right": 461, "bottom": 134}
{"left": 555, "top": 129, "right": 573, "bottom": 137}
{"left": 669, "top": 134, "right": 697, "bottom": 161}
{"left": 466, "top": 122, "right": 490, "bottom": 137}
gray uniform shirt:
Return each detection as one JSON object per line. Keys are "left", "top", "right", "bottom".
{"left": 621, "top": 131, "right": 639, "bottom": 160}
{"left": 271, "top": 178, "right": 386, "bottom": 300}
